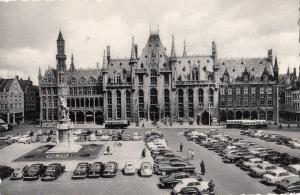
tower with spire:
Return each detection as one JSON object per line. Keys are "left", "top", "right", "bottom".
{"left": 183, "top": 40, "right": 187, "bottom": 57}
{"left": 69, "top": 54, "right": 75, "bottom": 71}
{"left": 170, "top": 35, "right": 177, "bottom": 90}
{"left": 170, "top": 35, "right": 177, "bottom": 62}
{"left": 56, "top": 30, "right": 67, "bottom": 71}
{"left": 273, "top": 56, "right": 279, "bottom": 81}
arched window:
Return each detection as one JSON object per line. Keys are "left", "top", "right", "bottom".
{"left": 150, "top": 69, "right": 157, "bottom": 85}
{"left": 139, "top": 90, "right": 144, "bottom": 118}
{"left": 150, "top": 88, "right": 158, "bottom": 105}
{"left": 198, "top": 88, "right": 204, "bottom": 107}
{"left": 178, "top": 89, "right": 184, "bottom": 118}
{"left": 188, "top": 89, "right": 194, "bottom": 117}
{"left": 116, "top": 90, "right": 122, "bottom": 119}
{"left": 208, "top": 88, "right": 214, "bottom": 107}
{"left": 192, "top": 68, "right": 199, "bottom": 81}
{"left": 107, "top": 91, "right": 112, "bottom": 119}
{"left": 125, "top": 90, "right": 131, "bottom": 119}
{"left": 164, "top": 89, "right": 170, "bottom": 117}
{"left": 116, "top": 73, "right": 121, "bottom": 83}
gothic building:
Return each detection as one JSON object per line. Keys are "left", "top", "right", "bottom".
{"left": 39, "top": 30, "right": 279, "bottom": 126}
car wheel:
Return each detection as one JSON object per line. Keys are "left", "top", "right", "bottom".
{"left": 161, "top": 171, "right": 166, "bottom": 176}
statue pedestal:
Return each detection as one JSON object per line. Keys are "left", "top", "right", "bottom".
{"left": 46, "top": 118, "right": 82, "bottom": 154}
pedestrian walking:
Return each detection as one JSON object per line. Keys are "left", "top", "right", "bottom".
{"left": 142, "top": 148, "right": 146, "bottom": 158}
{"left": 191, "top": 150, "right": 195, "bottom": 159}
{"left": 200, "top": 160, "right": 205, "bottom": 175}
{"left": 179, "top": 142, "right": 183, "bottom": 152}
{"left": 106, "top": 146, "right": 110, "bottom": 154}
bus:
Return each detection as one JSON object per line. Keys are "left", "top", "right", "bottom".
{"left": 226, "top": 120, "right": 267, "bottom": 129}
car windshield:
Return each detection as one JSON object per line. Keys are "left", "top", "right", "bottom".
{"left": 270, "top": 172, "right": 277, "bottom": 176}
{"left": 106, "top": 163, "right": 114, "bottom": 168}
{"left": 143, "top": 165, "right": 150, "bottom": 169}
{"left": 28, "top": 166, "right": 39, "bottom": 172}
{"left": 91, "top": 164, "right": 101, "bottom": 170}
{"left": 77, "top": 166, "right": 87, "bottom": 171}
{"left": 46, "top": 167, "right": 56, "bottom": 171}
{"left": 13, "top": 168, "right": 21, "bottom": 172}
{"left": 126, "top": 164, "right": 133, "bottom": 167}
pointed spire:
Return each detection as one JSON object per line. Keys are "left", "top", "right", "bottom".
{"left": 57, "top": 30, "right": 64, "bottom": 41}
{"left": 103, "top": 50, "right": 107, "bottom": 69}
{"left": 183, "top": 39, "right": 187, "bottom": 57}
{"left": 70, "top": 54, "right": 75, "bottom": 71}
{"left": 130, "top": 36, "right": 137, "bottom": 61}
{"left": 274, "top": 56, "right": 278, "bottom": 69}
{"left": 38, "top": 66, "right": 42, "bottom": 78}
{"left": 170, "top": 34, "right": 176, "bottom": 60}
{"left": 96, "top": 62, "right": 100, "bottom": 72}
{"left": 287, "top": 66, "right": 290, "bottom": 76}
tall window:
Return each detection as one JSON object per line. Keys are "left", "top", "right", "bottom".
{"left": 260, "top": 97, "right": 265, "bottom": 106}
{"left": 221, "top": 97, "right": 226, "bottom": 107}
{"left": 267, "top": 95, "right": 273, "bottom": 107}
{"left": 251, "top": 97, "right": 256, "bottom": 107}
{"left": 208, "top": 88, "right": 214, "bottom": 106}
{"left": 116, "top": 73, "right": 121, "bottom": 83}
{"left": 116, "top": 91, "right": 122, "bottom": 119}
{"left": 243, "top": 97, "right": 249, "bottom": 107}
{"left": 228, "top": 88, "right": 232, "bottom": 95}
{"left": 125, "top": 90, "right": 131, "bottom": 119}
{"left": 178, "top": 89, "right": 184, "bottom": 118}
{"left": 236, "top": 88, "right": 241, "bottom": 95}
{"left": 236, "top": 97, "right": 242, "bottom": 107}
{"left": 192, "top": 68, "right": 199, "bottom": 81}
{"left": 227, "top": 97, "right": 232, "bottom": 107}
{"left": 138, "top": 90, "right": 144, "bottom": 118}
{"left": 244, "top": 88, "right": 248, "bottom": 95}
{"left": 164, "top": 74, "right": 169, "bottom": 85}
{"left": 198, "top": 88, "right": 204, "bottom": 107}
{"left": 150, "top": 69, "right": 157, "bottom": 85}
{"left": 107, "top": 91, "right": 112, "bottom": 119}
{"left": 138, "top": 75, "right": 143, "bottom": 85}
{"left": 251, "top": 87, "right": 256, "bottom": 94}
{"left": 188, "top": 89, "right": 194, "bottom": 117}
{"left": 164, "top": 89, "right": 170, "bottom": 117}
{"left": 150, "top": 88, "right": 158, "bottom": 105}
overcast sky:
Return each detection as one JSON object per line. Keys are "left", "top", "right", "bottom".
{"left": 0, "top": 0, "right": 298, "bottom": 84}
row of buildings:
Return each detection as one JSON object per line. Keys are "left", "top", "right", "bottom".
{"left": 0, "top": 76, "right": 39, "bottom": 124}
{"left": 38, "top": 30, "right": 289, "bottom": 127}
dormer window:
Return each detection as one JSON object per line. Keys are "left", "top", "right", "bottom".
{"left": 141, "top": 63, "right": 144, "bottom": 68}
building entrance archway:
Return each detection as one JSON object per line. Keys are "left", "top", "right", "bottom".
{"left": 201, "top": 111, "right": 210, "bottom": 125}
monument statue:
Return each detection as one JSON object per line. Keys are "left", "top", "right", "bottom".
{"left": 47, "top": 95, "right": 81, "bottom": 153}
{"left": 59, "top": 96, "right": 69, "bottom": 120}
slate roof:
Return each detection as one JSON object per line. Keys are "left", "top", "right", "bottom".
{"left": 0, "top": 79, "right": 14, "bottom": 92}
{"left": 19, "top": 79, "right": 32, "bottom": 92}
{"left": 216, "top": 57, "right": 274, "bottom": 81}
{"left": 69, "top": 69, "right": 99, "bottom": 80}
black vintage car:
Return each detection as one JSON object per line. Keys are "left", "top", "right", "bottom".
{"left": 23, "top": 164, "right": 46, "bottom": 180}
{"left": 102, "top": 162, "right": 118, "bottom": 177}
{"left": 88, "top": 162, "right": 104, "bottom": 178}
{"left": 159, "top": 172, "right": 202, "bottom": 189}
{"left": 72, "top": 162, "right": 90, "bottom": 179}
{"left": 41, "top": 163, "right": 65, "bottom": 181}
{"left": 0, "top": 165, "right": 13, "bottom": 179}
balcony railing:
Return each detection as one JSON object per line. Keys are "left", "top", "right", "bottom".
{"left": 135, "top": 69, "right": 147, "bottom": 74}
{"left": 159, "top": 68, "right": 172, "bottom": 73}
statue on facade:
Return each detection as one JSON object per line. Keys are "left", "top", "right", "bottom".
{"left": 59, "top": 96, "right": 69, "bottom": 120}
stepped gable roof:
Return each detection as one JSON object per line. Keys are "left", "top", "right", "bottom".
{"left": 0, "top": 79, "right": 14, "bottom": 92}
{"left": 69, "top": 69, "right": 99, "bottom": 80}
{"left": 216, "top": 57, "right": 273, "bottom": 81}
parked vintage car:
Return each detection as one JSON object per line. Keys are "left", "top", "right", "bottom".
{"left": 240, "top": 158, "right": 264, "bottom": 171}
{"left": 153, "top": 161, "right": 195, "bottom": 176}
{"left": 0, "top": 165, "right": 13, "bottom": 179}
{"left": 286, "top": 164, "right": 300, "bottom": 176}
{"left": 249, "top": 163, "right": 278, "bottom": 178}
{"left": 88, "top": 162, "right": 104, "bottom": 178}
{"left": 18, "top": 135, "right": 31, "bottom": 144}
{"left": 10, "top": 165, "right": 28, "bottom": 180}
{"left": 139, "top": 162, "right": 152, "bottom": 177}
{"left": 132, "top": 133, "right": 142, "bottom": 141}
{"left": 103, "top": 162, "right": 118, "bottom": 177}
{"left": 262, "top": 168, "right": 297, "bottom": 185}
{"left": 123, "top": 162, "right": 136, "bottom": 175}
{"left": 275, "top": 176, "right": 300, "bottom": 193}
{"left": 23, "top": 164, "right": 46, "bottom": 180}
{"left": 41, "top": 163, "right": 65, "bottom": 181}
{"left": 159, "top": 172, "right": 202, "bottom": 189}
{"left": 172, "top": 178, "right": 211, "bottom": 195}
{"left": 72, "top": 162, "right": 89, "bottom": 179}
{"left": 99, "top": 135, "right": 110, "bottom": 141}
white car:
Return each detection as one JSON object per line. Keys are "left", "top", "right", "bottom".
{"left": 172, "top": 178, "right": 209, "bottom": 195}
{"left": 140, "top": 162, "right": 152, "bottom": 177}
{"left": 123, "top": 162, "right": 136, "bottom": 175}
{"left": 262, "top": 168, "right": 297, "bottom": 185}
{"left": 18, "top": 135, "right": 31, "bottom": 144}
{"left": 89, "top": 134, "right": 97, "bottom": 141}
{"left": 132, "top": 133, "right": 142, "bottom": 141}
{"left": 249, "top": 163, "right": 278, "bottom": 178}
{"left": 73, "top": 129, "right": 82, "bottom": 135}
{"left": 288, "top": 140, "right": 300, "bottom": 149}
{"left": 99, "top": 135, "right": 110, "bottom": 141}
{"left": 286, "top": 164, "right": 300, "bottom": 176}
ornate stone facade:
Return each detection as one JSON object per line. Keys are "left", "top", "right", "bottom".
{"left": 39, "top": 30, "right": 279, "bottom": 126}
